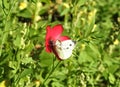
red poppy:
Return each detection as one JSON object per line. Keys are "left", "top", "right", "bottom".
{"left": 45, "top": 24, "right": 70, "bottom": 60}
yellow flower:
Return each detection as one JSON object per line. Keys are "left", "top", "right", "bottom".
{"left": 81, "top": 44, "right": 86, "bottom": 50}
{"left": 34, "top": 80, "right": 40, "bottom": 87}
{"left": 114, "top": 39, "right": 119, "bottom": 45}
{"left": 62, "top": 3, "right": 69, "bottom": 8}
{"left": 118, "top": 17, "right": 120, "bottom": 23}
{"left": 0, "top": 80, "right": 6, "bottom": 87}
{"left": 19, "top": 2, "right": 27, "bottom": 10}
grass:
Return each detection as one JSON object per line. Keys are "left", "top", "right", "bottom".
{"left": 0, "top": 0, "right": 120, "bottom": 87}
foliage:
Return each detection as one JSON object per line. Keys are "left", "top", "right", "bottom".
{"left": 0, "top": 0, "right": 120, "bottom": 87}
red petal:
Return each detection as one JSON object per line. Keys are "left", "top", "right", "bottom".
{"left": 59, "top": 36, "right": 70, "bottom": 41}
{"left": 45, "top": 24, "right": 63, "bottom": 52}
{"left": 51, "top": 24, "right": 63, "bottom": 40}
{"left": 45, "top": 26, "right": 52, "bottom": 52}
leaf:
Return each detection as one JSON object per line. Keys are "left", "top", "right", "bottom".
{"left": 108, "top": 64, "right": 119, "bottom": 74}
{"left": 77, "top": 0, "right": 87, "bottom": 7}
{"left": 85, "top": 9, "right": 97, "bottom": 37}
{"left": 17, "top": 9, "right": 32, "bottom": 18}
{"left": 13, "top": 36, "right": 21, "bottom": 48}
{"left": 39, "top": 50, "right": 53, "bottom": 67}
{"left": 78, "top": 50, "right": 93, "bottom": 64}
{"left": 109, "top": 73, "right": 115, "bottom": 84}
{"left": 60, "top": 8, "right": 70, "bottom": 16}
{"left": 21, "top": 57, "right": 34, "bottom": 64}
{"left": 18, "top": 69, "right": 33, "bottom": 79}
{"left": 88, "top": 42, "right": 101, "bottom": 58}
{"left": 40, "top": 0, "right": 51, "bottom": 4}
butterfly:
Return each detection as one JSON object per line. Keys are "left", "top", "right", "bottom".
{"left": 45, "top": 24, "right": 75, "bottom": 60}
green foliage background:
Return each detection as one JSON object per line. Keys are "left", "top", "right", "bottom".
{"left": 0, "top": 0, "right": 120, "bottom": 87}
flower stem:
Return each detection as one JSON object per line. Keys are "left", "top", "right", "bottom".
{"left": 41, "top": 60, "right": 61, "bottom": 86}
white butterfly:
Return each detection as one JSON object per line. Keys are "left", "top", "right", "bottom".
{"left": 55, "top": 40, "right": 76, "bottom": 60}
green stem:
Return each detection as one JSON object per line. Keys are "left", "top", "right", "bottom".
{"left": 41, "top": 60, "right": 61, "bottom": 86}
{"left": 1, "top": 0, "right": 7, "bottom": 15}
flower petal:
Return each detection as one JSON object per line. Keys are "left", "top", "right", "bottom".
{"left": 45, "top": 26, "right": 54, "bottom": 52}
{"left": 51, "top": 24, "right": 63, "bottom": 40}
{"left": 59, "top": 36, "right": 70, "bottom": 41}
{"left": 45, "top": 24, "right": 63, "bottom": 52}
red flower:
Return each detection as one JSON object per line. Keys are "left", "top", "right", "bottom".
{"left": 45, "top": 24, "right": 70, "bottom": 60}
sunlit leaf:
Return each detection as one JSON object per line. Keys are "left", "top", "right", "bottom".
{"left": 18, "top": 69, "right": 33, "bottom": 80}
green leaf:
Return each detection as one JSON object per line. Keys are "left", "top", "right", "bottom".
{"left": 39, "top": 50, "right": 53, "bottom": 67}
{"left": 108, "top": 64, "right": 119, "bottom": 74}
{"left": 18, "top": 68, "right": 33, "bottom": 79}
{"left": 17, "top": 9, "right": 32, "bottom": 18}
{"left": 109, "top": 73, "right": 115, "bottom": 84}
{"left": 78, "top": 50, "right": 93, "bottom": 64}
{"left": 21, "top": 57, "right": 34, "bottom": 64}
{"left": 13, "top": 36, "right": 21, "bottom": 48}
{"left": 40, "top": 0, "right": 51, "bottom": 4}
{"left": 60, "top": 8, "right": 69, "bottom": 16}
{"left": 85, "top": 10, "right": 97, "bottom": 37}
{"left": 77, "top": 0, "right": 87, "bottom": 6}
{"left": 88, "top": 42, "right": 101, "bottom": 58}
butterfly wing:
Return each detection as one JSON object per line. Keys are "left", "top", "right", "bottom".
{"left": 55, "top": 40, "right": 75, "bottom": 60}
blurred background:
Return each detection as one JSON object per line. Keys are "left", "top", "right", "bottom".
{"left": 0, "top": 0, "right": 120, "bottom": 87}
